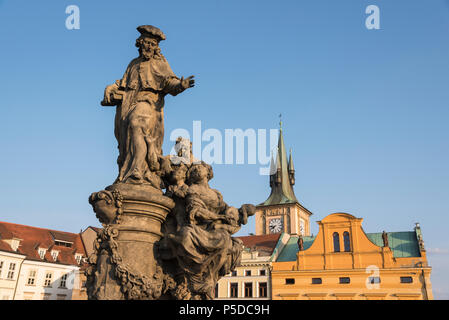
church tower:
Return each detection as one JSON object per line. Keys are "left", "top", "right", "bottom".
{"left": 255, "top": 123, "right": 313, "bottom": 236}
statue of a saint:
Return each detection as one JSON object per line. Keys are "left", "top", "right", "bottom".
{"left": 101, "top": 25, "right": 194, "bottom": 186}
{"left": 382, "top": 231, "right": 389, "bottom": 247}
{"left": 298, "top": 235, "right": 304, "bottom": 251}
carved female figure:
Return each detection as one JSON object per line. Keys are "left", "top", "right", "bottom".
{"left": 166, "top": 162, "right": 252, "bottom": 299}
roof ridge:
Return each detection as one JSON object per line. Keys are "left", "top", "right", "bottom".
{"left": 0, "top": 221, "right": 80, "bottom": 236}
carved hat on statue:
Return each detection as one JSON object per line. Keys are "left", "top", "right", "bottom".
{"left": 136, "top": 25, "right": 166, "bottom": 42}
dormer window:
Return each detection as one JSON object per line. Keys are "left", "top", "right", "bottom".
{"left": 51, "top": 250, "right": 59, "bottom": 261}
{"left": 38, "top": 248, "right": 47, "bottom": 259}
{"left": 54, "top": 240, "right": 73, "bottom": 248}
{"left": 10, "top": 239, "right": 21, "bottom": 252}
{"left": 75, "top": 254, "right": 82, "bottom": 264}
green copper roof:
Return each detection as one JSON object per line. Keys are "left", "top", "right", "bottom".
{"left": 277, "top": 235, "right": 316, "bottom": 262}
{"left": 260, "top": 128, "right": 298, "bottom": 206}
{"left": 366, "top": 232, "right": 421, "bottom": 258}
{"left": 275, "top": 231, "right": 421, "bottom": 262}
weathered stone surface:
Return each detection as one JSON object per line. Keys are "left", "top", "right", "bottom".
{"left": 86, "top": 25, "right": 253, "bottom": 300}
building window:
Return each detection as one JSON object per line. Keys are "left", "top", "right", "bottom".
{"left": 339, "top": 277, "right": 351, "bottom": 284}
{"left": 343, "top": 231, "right": 351, "bottom": 252}
{"left": 38, "top": 248, "right": 46, "bottom": 259}
{"left": 285, "top": 278, "right": 295, "bottom": 285}
{"left": 60, "top": 274, "right": 68, "bottom": 288}
{"left": 400, "top": 276, "right": 413, "bottom": 283}
{"left": 51, "top": 250, "right": 59, "bottom": 261}
{"left": 245, "top": 270, "right": 251, "bottom": 277}
{"left": 259, "top": 269, "right": 266, "bottom": 276}
{"left": 299, "top": 218, "right": 305, "bottom": 235}
{"left": 214, "top": 283, "right": 218, "bottom": 298}
{"left": 312, "top": 278, "right": 322, "bottom": 284}
{"left": 369, "top": 277, "right": 381, "bottom": 285}
{"left": 259, "top": 282, "right": 267, "bottom": 298}
{"left": 27, "top": 270, "right": 37, "bottom": 285}
{"left": 333, "top": 232, "right": 340, "bottom": 252}
{"left": 44, "top": 272, "right": 53, "bottom": 287}
{"left": 244, "top": 283, "right": 253, "bottom": 298}
{"left": 7, "top": 263, "right": 16, "bottom": 279}
{"left": 11, "top": 239, "right": 20, "bottom": 251}
{"left": 75, "top": 254, "right": 82, "bottom": 264}
{"left": 54, "top": 240, "right": 72, "bottom": 248}
{"left": 230, "top": 283, "right": 238, "bottom": 298}
{"left": 231, "top": 270, "right": 237, "bottom": 277}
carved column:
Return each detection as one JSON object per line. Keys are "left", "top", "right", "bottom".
{"left": 86, "top": 183, "right": 175, "bottom": 300}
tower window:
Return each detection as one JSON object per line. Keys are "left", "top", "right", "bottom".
{"left": 368, "top": 277, "right": 381, "bottom": 285}
{"left": 333, "top": 232, "right": 340, "bottom": 252}
{"left": 343, "top": 231, "right": 351, "bottom": 252}
{"left": 400, "top": 276, "right": 413, "bottom": 283}
{"left": 339, "top": 277, "right": 351, "bottom": 284}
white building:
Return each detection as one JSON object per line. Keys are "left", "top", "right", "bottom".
{"left": 216, "top": 233, "right": 289, "bottom": 300}
{"left": 0, "top": 221, "right": 87, "bottom": 300}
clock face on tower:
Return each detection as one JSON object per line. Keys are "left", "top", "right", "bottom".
{"left": 269, "top": 218, "right": 283, "bottom": 234}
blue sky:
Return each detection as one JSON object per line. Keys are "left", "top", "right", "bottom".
{"left": 0, "top": 0, "right": 448, "bottom": 298}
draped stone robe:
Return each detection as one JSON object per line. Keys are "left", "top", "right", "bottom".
{"left": 114, "top": 55, "right": 185, "bottom": 183}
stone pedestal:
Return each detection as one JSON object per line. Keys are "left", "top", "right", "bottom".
{"left": 86, "top": 183, "right": 175, "bottom": 300}
{"left": 106, "top": 183, "right": 174, "bottom": 277}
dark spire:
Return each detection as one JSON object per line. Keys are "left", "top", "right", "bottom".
{"left": 260, "top": 124, "right": 298, "bottom": 206}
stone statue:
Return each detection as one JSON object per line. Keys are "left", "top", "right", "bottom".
{"left": 382, "top": 231, "right": 389, "bottom": 247}
{"left": 101, "top": 25, "right": 194, "bottom": 187}
{"left": 86, "top": 26, "right": 253, "bottom": 300}
{"left": 297, "top": 235, "right": 304, "bottom": 251}
{"left": 165, "top": 161, "right": 255, "bottom": 299}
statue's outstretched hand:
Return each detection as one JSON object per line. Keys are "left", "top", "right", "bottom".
{"left": 180, "top": 75, "right": 195, "bottom": 90}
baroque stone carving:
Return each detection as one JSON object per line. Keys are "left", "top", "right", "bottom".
{"left": 86, "top": 25, "right": 254, "bottom": 300}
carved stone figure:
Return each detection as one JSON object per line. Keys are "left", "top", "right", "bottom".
{"left": 164, "top": 161, "right": 255, "bottom": 299}
{"left": 101, "top": 25, "right": 194, "bottom": 186}
{"left": 87, "top": 26, "right": 253, "bottom": 300}
{"left": 382, "top": 231, "right": 389, "bottom": 247}
{"left": 297, "top": 235, "right": 304, "bottom": 251}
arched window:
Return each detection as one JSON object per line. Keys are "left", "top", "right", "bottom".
{"left": 333, "top": 232, "right": 340, "bottom": 252}
{"left": 343, "top": 231, "right": 351, "bottom": 252}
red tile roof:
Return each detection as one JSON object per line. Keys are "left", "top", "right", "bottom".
{"left": 237, "top": 234, "right": 281, "bottom": 256}
{"left": 0, "top": 221, "right": 87, "bottom": 266}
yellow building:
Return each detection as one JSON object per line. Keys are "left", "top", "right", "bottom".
{"left": 271, "top": 213, "right": 433, "bottom": 300}
{"left": 251, "top": 125, "right": 433, "bottom": 300}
